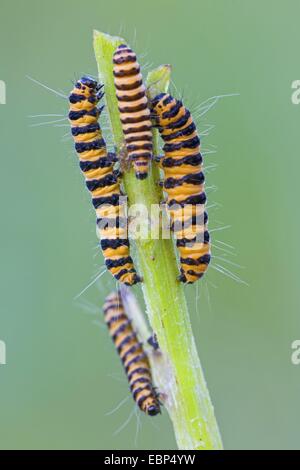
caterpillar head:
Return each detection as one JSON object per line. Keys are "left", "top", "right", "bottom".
{"left": 151, "top": 92, "right": 167, "bottom": 112}
{"left": 144, "top": 397, "right": 161, "bottom": 417}
{"left": 79, "top": 75, "right": 98, "bottom": 89}
{"left": 151, "top": 93, "right": 176, "bottom": 127}
{"left": 74, "top": 76, "right": 103, "bottom": 100}
{"left": 113, "top": 43, "right": 135, "bottom": 57}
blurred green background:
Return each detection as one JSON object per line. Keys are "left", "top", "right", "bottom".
{"left": 0, "top": 0, "right": 299, "bottom": 450}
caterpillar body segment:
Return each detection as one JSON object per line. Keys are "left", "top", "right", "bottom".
{"left": 69, "top": 76, "right": 141, "bottom": 285}
{"left": 103, "top": 291, "right": 161, "bottom": 416}
{"left": 151, "top": 93, "right": 211, "bottom": 283}
{"left": 113, "top": 45, "right": 153, "bottom": 180}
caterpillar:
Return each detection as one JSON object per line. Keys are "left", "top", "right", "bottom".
{"left": 68, "top": 76, "right": 141, "bottom": 285}
{"left": 151, "top": 93, "right": 211, "bottom": 283}
{"left": 113, "top": 44, "right": 153, "bottom": 180}
{"left": 103, "top": 291, "right": 161, "bottom": 416}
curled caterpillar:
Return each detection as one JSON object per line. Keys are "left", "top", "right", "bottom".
{"left": 69, "top": 76, "right": 141, "bottom": 285}
{"left": 113, "top": 44, "right": 153, "bottom": 180}
{"left": 103, "top": 291, "right": 161, "bottom": 416}
{"left": 151, "top": 93, "right": 211, "bottom": 283}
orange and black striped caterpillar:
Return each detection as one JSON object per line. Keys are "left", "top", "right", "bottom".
{"left": 151, "top": 93, "right": 211, "bottom": 284}
{"left": 113, "top": 44, "right": 153, "bottom": 180}
{"left": 69, "top": 76, "right": 141, "bottom": 285}
{"left": 103, "top": 291, "right": 161, "bottom": 416}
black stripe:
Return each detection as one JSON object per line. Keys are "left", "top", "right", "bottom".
{"left": 130, "top": 377, "right": 150, "bottom": 391}
{"left": 87, "top": 96, "right": 97, "bottom": 104}
{"left": 121, "top": 114, "right": 150, "bottom": 124}
{"left": 106, "top": 314, "right": 128, "bottom": 328}
{"left": 117, "top": 333, "right": 136, "bottom": 353}
{"left": 164, "top": 172, "right": 205, "bottom": 189}
{"left": 165, "top": 110, "right": 191, "bottom": 130}
{"left": 86, "top": 173, "right": 117, "bottom": 191}
{"left": 101, "top": 238, "right": 129, "bottom": 250}
{"left": 162, "top": 153, "right": 202, "bottom": 168}
{"left": 186, "top": 269, "right": 205, "bottom": 277}
{"left": 180, "top": 254, "right": 211, "bottom": 266}
{"left": 69, "top": 107, "right": 99, "bottom": 121}
{"left": 114, "top": 268, "right": 136, "bottom": 281}
{"left": 97, "top": 216, "right": 127, "bottom": 229}
{"left": 121, "top": 270, "right": 137, "bottom": 282}
{"left": 113, "top": 67, "right": 140, "bottom": 78}
{"left": 69, "top": 93, "right": 87, "bottom": 104}
{"left": 92, "top": 193, "right": 121, "bottom": 208}
{"left": 136, "top": 390, "right": 153, "bottom": 407}
{"left": 161, "top": 100, "right": 182, "bottom": 119}
{"left": 129, "top": 151, "right": 151, "bottom": 159}
{"left": 103, "top": 304, "right": 123, "bottom": 317}
{"left": 179, "top": 270, "right": 204, "bottom": 282}
{"left": 168, "top": 193, "right": 207, "bottom": 207}
{"left": 171, "top": 211, "right": 208, "bottom": 231}
{"left": 103, "top": 302, "right": 122, "bottom": 315}
{"left": 133, "top": 385, "right": 152, "bottom": 401}
{"left": 162, "top": 95, "right": 173, "bottom": 106}
{"left": 115, "top": 80, "right": 143, "bottom": 91}
{"left": 71, "top": 123, "right": 100, "bottom": 136}
{"left": 163, "top": 136, "right": 200, "bottom": 153}
{"left": 127, "top": 142, "right": 152, "bottom": 152}
{"left": 127, "top": 367, "right": 150, "bottom": 382}
{"left": 75, "top": 138, "right": 105, "bottom": 154}
{"left": 105, "top": 256, "right": 133, "bottom": 269}
{"left": 112, "top": 321, "right": 131, "bottom": 342}
{"left": 162, "top": 122, "right": 196, "bottom": 142}
{"left": 125, "top": 353, "right": 147, "bottom": 372}
{"left": 123, "top": 124, "right": 152, "bottom": 134}
{"left": 79, "top": 156, "right": 112, "bottom": 172}
{"left": 117, "top": 91, "right": 145, "bottom": 102}
{"left": 176, "top": 230, "right": 210, "bottom": 246}
{"left": 121, "top": 343, "right": 142, "bottom": 364}
{"left": 107, "top": 151, "right": 118, "bottom": 163}
{"left": 113, "top": 54, "right": 136, "bottom": 64}
{"left": 125, "top": 134, "right": 152, "bottom": 143}
{"left": 118, "top": 102, "right": 148, "bottom": 113}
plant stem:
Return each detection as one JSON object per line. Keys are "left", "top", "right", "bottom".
{"left": 93, "top": 30, "right": 223, "bottom": 450}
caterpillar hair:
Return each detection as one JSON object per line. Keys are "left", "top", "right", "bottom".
{"left": 68, "top": 76, "right": 141, "bottom": 285}
{"left": 103, "top": 291, "right": 161, "bottom": 416}
{"left": 113, "top": 44, "right": 153, "bottom": 180}
{"left": 151, "top": 93, "right": 211, "bottom": 283}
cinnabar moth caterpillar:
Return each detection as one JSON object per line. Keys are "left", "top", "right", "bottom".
{"left": 69, "top": 76, "right": 141, "bottom": 285}
{"left": 151, "top": 93, "right": 211, "bottom": 283}
{"left": 113, "top": 44, "right": 153, "bottom": 180}
{"left": 103, "top": 291, "right": 161, "bottom": 416}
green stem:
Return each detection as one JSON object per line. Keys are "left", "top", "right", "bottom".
{"left": 94, "top": 30, "right": 223, "bottom": 450}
